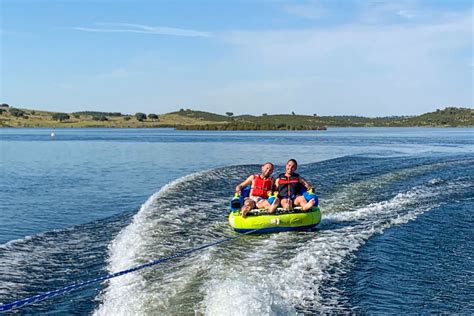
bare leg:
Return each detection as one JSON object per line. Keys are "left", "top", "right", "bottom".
{"left": 256, "top": 199, "right": 268, "bottom": 210}
{"left": 258, "top": 198, "right": 280, "bottom": 214}
{"left": 280, "top": 198, "right": 292, "bottom": 210}
{"left": 268, "top": 197, "right": 279, "bottom": 213}
{"left": 302, "top": 198, "right": 315, "bottom": 211}
{"left": 294, "top": 196, "right": 315, "bottom": 211}
{"left": 241, "top": 198, "right": 255, "bottom": 217}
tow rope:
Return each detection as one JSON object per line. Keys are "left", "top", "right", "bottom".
{"left": 0, "top": 229, "right": 262, "bottom": 312}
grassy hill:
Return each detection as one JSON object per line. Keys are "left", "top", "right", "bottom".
{"left": 178, "top": 113, "right": 328, "bottom": 130}
{"left": 404, "top": 107, "right": 473, "bottom": 126}
{"left": 168, "top": 109, "right": 230, "bottom": 122}
{"left": 0, "top": 104, "right": 472, "bottom": 129}
{"left": 176, "top": 107, "right": 473, "bottom": 130}
{"left": 0, "top": 107, "right": 227, "bottom": 128}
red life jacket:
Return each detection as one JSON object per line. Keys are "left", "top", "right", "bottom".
{"left": 250, "top": 174, "right": 273, "bottom": 198}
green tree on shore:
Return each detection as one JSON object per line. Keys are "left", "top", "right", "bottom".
{"left": 52, "top": 113, "right": 70, "bottom": 121}
{"left": 135, "top": 112, "right": 147, "bottom": 121}
{"left": 10, "top": 108, "right": 25, "bottom": 117}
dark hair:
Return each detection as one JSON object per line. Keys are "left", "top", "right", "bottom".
{"left": 287, "top": 159, "right": 297, "bottom": 167}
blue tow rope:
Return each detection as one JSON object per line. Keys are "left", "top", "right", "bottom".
{"left": 0, "top": 229, "right": 261, "bottom": 312}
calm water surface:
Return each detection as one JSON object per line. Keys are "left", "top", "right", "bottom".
{"left": 0, "top": 127, "right": 473, "bottom": 314}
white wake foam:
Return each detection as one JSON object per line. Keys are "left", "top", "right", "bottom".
{"left": 94, "top": 171, "right": 207, "bottom": 315}
{"left": 201, "top": 181, "right": 441, "bottom": 314}
{"left": 96, "top": 170, "right": 466, "bottom": 314}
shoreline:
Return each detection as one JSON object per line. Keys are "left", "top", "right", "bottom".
{"left": 1, "top": 106, "right": 472, "bottom": 129}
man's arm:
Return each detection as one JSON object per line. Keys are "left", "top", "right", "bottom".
{"left": 299, "top": 177, "right": 313, "bottom": 192}
{"left": 274, "top": 178, "right": 280, "bottom": 192}
{"left": 235, "top": 175, "right": 254, "bottom": 195}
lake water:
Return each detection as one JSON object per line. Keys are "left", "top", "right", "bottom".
{"left": 0, "top": 127, "right": 473, "bottom": 314}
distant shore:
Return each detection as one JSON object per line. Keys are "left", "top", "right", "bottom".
{"left": 0, "top": 105, "right": 472, "bottom": 129}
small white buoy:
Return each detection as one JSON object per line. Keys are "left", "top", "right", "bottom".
{"left": 51, "top": 132, "right": 55, "bottom": 137}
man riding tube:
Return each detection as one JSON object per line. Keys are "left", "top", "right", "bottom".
{"left": 275, "top": 159, "right": 316, "bottom": 211}
{"left": 235, "top": 162, "right": 280, "bottom": 217}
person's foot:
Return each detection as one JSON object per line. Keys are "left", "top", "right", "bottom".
{"left": 241, "top": 206, "right": 251, "bottom": 218}
{"left": 241, "top": 198, "right": 254, "bottom": 217}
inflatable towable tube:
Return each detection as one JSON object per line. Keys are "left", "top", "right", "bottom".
{"left": 228, "top": 185, "right": 321, "bottom": 233}
{"left": 228, "top": 207, "right": 321, "bottom": 233}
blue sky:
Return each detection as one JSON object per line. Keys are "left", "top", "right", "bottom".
{"left": 1, "top": 0, "right": 472, "bottom": 116}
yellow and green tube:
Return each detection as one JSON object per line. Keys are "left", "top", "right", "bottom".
{"left": 228, "top": 207, "right": 321, "bottom": 233}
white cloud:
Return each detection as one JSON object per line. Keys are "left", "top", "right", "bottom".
{"left": 223, "top": 10, "right": 472, "bottom": 67}
{"left": 62, "top": 10, "right": 471, "bottom": 116}
{"left": 396, "top": 10, "right": 420, "bottom": 19}
{"left": 208, "top": 10, "right": 473, "bottom": 115}
{"left": 73, "top": 22, "right": 212, "bottom": 37}
{"left": 357, "top": 1, "right": 420, "bottom": 23}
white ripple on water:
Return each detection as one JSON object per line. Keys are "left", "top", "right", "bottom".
{"left": 94, "top": 171, "right": 211, "bottom": 316}
{"left": 200, "top": 180, "right": 454, "bottom": 314}
{"left": 0, "top": 227, "right": 101, "bottom": 305}
{"left": 95, "top": 164, "right": 469, "bottom": 315}
{"left": 322, "top": 158, "right": 470, "bottom": 213}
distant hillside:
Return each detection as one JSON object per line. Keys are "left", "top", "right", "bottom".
{"left": 404, "top": 107, "right": 473, "bottom": 126}
{"left": 168, "top": 109, "right": 229, "bottom": 122}
{"left": 177, "top": 113, "right": 327, "bottom": 130}
{"left": 0, "top": 106, "right": 226, "bottom": 128}
{"left": 175, "top": 107, "right": 473, "bottom": 130}
{"left": 0, "top": 103, "right": 472, "bottom": 129}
